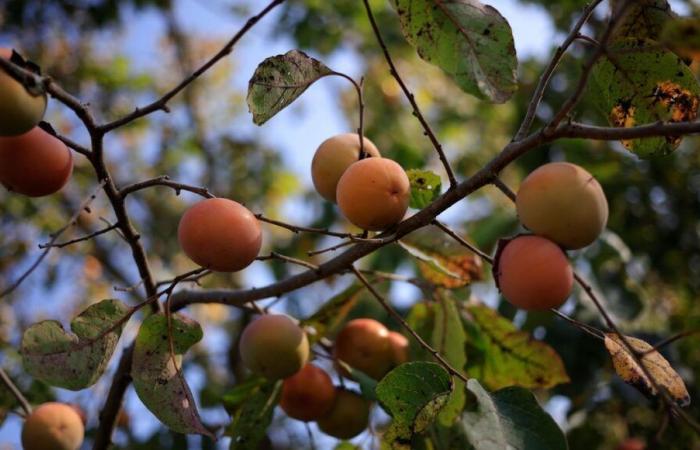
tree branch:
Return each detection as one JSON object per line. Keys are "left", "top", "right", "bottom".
{"left": 361, "top": 0, "right": 457, "bottom": 188}
{"left": 0, "top": 368, "right": 32, "bottom": 417}
{"left": 98, "top": 0, "right": 286, "bottom": 133}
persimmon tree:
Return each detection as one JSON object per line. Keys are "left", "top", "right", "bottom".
{"left": 1, "top": 0, "right": 700, "bottom": 449}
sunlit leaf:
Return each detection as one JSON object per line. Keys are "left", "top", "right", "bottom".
{"left": 604, "top": 333, "right": 690, "bottom": 406}
{"left": 459, "top": 379, "right": 567, "bottom": 450}
{"left": 400, "top": 225, "right": 483, "bottom": 288}
{"left": 432, "top": 292, "right": 467, "bottom": 426}
{"left": 376, "top": 362, "right": 453, "bottom": 449}
{"left": 464, "top": 305, "right": 570, "bottom": 390}
{"left": 21, "top": 299, "right": 130, "bottom": 390}
{"left": 132, "top": 313, "right": 213, "bottom": 438}
{"left": 590, "top": 38, "right": 700, "bottom": 157}
{"left": 407, "top": 169, "right": 442, "bottom": 209}
{"left": 247, "top": 49, "right": 333, "bottom": 125}
{"left": 392, "top": 0, "right": 518, "bottom": 103}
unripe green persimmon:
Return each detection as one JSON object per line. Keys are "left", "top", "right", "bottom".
{"left": 336, "top": 158, "right": 410, "bottom": 231}
{"left": 279, "top": 363, "right": 336, "bottom": 421}
{"left": 516, "top": 162, "right": 608, "bottom": 249}
{"left": 0, "top": 48, "right": 46, "bottom": 136}
{"left": 334, "top": 318, "right": 394, "bottom": 380}
{"left": 494, "top": 235, "right": 573, "bottom": 311}
{"left": 316, "top": 389, "right": 370, "bottom": 440}
{"left": 22, "top": 402, "right": 85, "bottom": 450}
{"left": 311, "top": 133, "right": 380, "bottom": 203}
{"left": 178, "top": 198, "right": 262, "bottom": 272}
{"left": 239, "top": 314, "right": 309, "bottom": 380}
{"left": 0, "top": 127, "right": 73, "bottom": 197}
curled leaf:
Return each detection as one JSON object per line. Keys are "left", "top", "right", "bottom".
{"left": 604, "top": 333, "right": 690, "bottom": 407}
{"left": 21, "top": 299, "right": 130, "bottom": 390}
{"left": 247, "top": 50, "right": 333, "bottom": 125}
{"left": 132, "top": 313, "right": 214, "bottom": 438}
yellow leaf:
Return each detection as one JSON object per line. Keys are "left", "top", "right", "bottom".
{"left": 604, "top": 334, "right": 690, "bottom": 407}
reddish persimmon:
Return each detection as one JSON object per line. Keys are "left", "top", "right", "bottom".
{"left": 334, "top": 318, "right": 393, "bottom": 380}
{"left": 316, "top": 389, "right": 370, "bottom": 440}
{"left": 177, "top": 198, "right": 262, "bottom": 272}
{"left": 336, "top": 157, "right": 409, "bottom": 231}
{"left": 0, "top": 127, "right": 72, "bottom": 197}
{"left": 311, "top": 133, "right": 381, "bottom": 203}
{"left": 494, "top": 235, "right": 573, "bottom": 310}
{"left": 279, "top": 363, "right": 336, "bottom": 421}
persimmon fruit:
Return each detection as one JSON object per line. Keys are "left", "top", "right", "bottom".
{"left": 177, "top": 197, "right": 262, "bottom": 272}
{"left": 494, "top": 235, "right": 573, "bottom": 310}
{"left": 0, "top": 48, "right": 46, "bottom": 137}
{"left": 316, "top": 389, "right": 370, "bottom": 440}
{"left": 279, "top": 363, "right": 336, "bottom": 421}
{"left": 333, "top": 318, "right": 394, "bottom": 380}
{"left": 239, "top": 314, "right": 309, "bottom": 380}
{"left": 311, "top": 133, "right": 380, "bottom": 203}
{"left": 0, "top": 126, "right": 73, "bottom": 197}
{"left": 21, "top": 402, "right": 85, "bottom": 450}
{"left": 516, "top": 162, "right": 608, "bottom": 249}
{"left": 336, "top": 157, "right": 409, "bottom": 231}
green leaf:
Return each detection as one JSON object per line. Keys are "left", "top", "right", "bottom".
{"left": 610, "top": 0, "right": 673, "bottom": 42}
{"left": 392, "top": 0, "right": 517, "bottom": 103}
{"left": 247, "top": 49, "right": 333, "bottom": 125}
{"left": 132, "top": 313, "right": 213, "bottom": 438}
{"left": 337, "top": 360, "right": 378, "bottom": 401}
{"left": 301, "top": 283, "right": 364, "bottom": 344}
{"left": 376, "top": 362, "right": 453, "bottom": 448}
{"left": 399, "top": 225, "right": 484, "bottom": 288}
{"left": 407, "top": 169, "right": 442, "bottom": 209}
{"left": 21, "top": 299, "right": 130, "bottom": 390}
{"left": 225, "top": 378, "right": 281, "bottom": 450}
{"left": 432, "top": 292, "right": 467, "bottom": 426}
{"left": 660, "top": 17, "right": 700, "bottom": 61}
{"left": 460, "top": 379, "right": 568, "bottom": 450}
{"left": 407, "top": 302, "right": 436, "bottom": 361}
{"left": 464, "top": 305, "right": 570, "bottom": 390}
{"left": 590, "top": 38, "right": 700, "bottom": 157}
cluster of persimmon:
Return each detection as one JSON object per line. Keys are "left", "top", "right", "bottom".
{"left": 312, "top": 133, "right": 411, "bottom": 230}
{"left": 235, "top": 314, "right": 408, "bottom": 440}
{"left": 494, "top": 162, "right": 609, "bottom": 310}
{"left": 0, "top": 48, "right": 73, "bottom": 198}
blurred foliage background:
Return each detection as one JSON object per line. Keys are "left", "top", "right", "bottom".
{"left": 0, "top": 0, "right": 700, "bottom": 449}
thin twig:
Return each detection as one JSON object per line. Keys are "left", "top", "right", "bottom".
{"left": 491, "top": 177, "right": 517, "bottom": 202}
{"left": 119, "top": 176, "right": 215, "bottom": 199}
{"left": 642, "top": 330, "right": 700, "bottom": 355}
{"left": 432, "top": 220, "right": 493, "bottom": 263}
{"left": 39, "top": 223, "right": 119, "bottom": 249}
{"left": 257, "top": 252, "right": 319, "bottom": 271}
{"left": 362, "top": 0, "right": 456, "bottom": 188}
{"left": 351, "top": 266, "right": 468, "bottom": 383}
{"left": 307, "top": 240, "right": 356, "bottom": 256}
{"left": 0, "top": 368, "right": 32, "bottom": 416}
{"left": 550, "top": 309, "right": 605, "bottom": 340}
{"left": 98, "top": 0, "right": 287, "bottom": 133}
{"left": 514, "top": 0, "right": 604, "bottom": 140}
{"left": 0, "top": 180, "right": 106, "bottom": 300}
